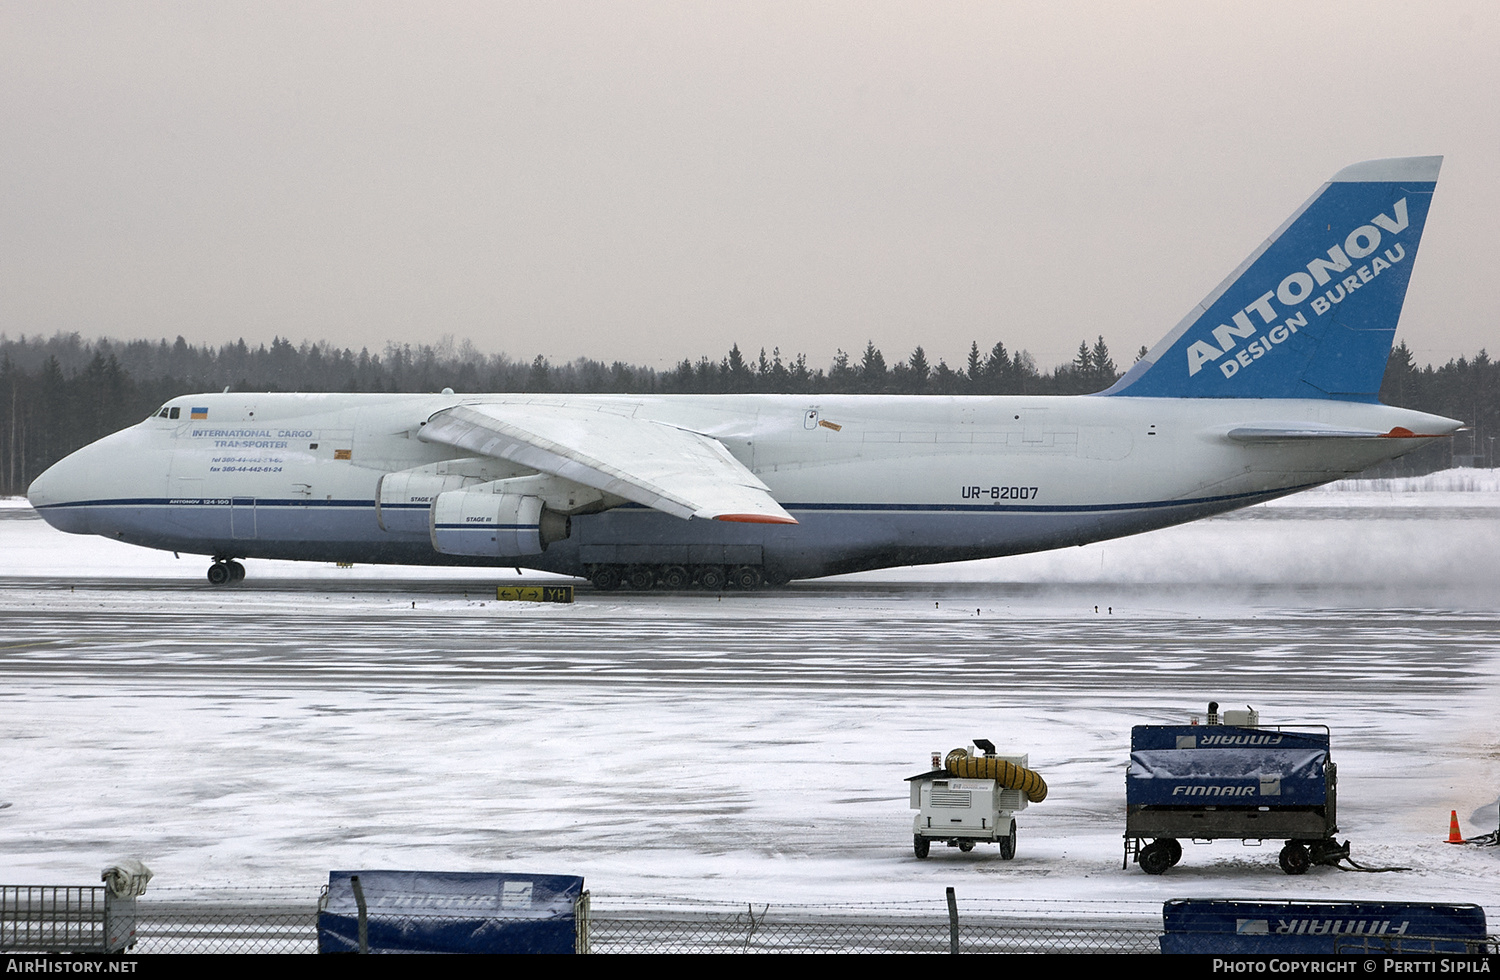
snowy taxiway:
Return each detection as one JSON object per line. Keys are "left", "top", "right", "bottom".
{"left": 1, "top": 473, "right": 1497, "bottom": 922}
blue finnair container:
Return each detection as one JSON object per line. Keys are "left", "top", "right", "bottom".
{"left": 1161, "top": 899, "right": 1488, "bottom": 954}
{"left": 1128, "top": 726, "right": 1329, "bottom": 807}
{"left": 318, "top": 871, "right": 586, "bottom": 954}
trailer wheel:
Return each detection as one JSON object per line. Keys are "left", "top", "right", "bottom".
{"left": 999, "top": 819, "right": 1017, "bottom": 860}
{"left": 1279, "top": 841, "right": 1311, "bottom": 875}
{"left": 958, "top": 840, "right": 974, "bottom": 852}
{"left": 913, "top": 836, "right": 930, "bottom": 859}
{"left": 1165, "top": 838, "right": 1183, "bottom": 867}
{"left": 1139, "top": 841, "right": 1172, "bottom": 875}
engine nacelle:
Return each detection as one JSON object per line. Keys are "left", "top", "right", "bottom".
{"left": 376, "top": 457, "right": 532, "bottom": 533}
{"left": 430, "top": 489, "right": 570, "bottom": 558}
{"left": 377, "top": 471, "right": 472, "bottom": 533}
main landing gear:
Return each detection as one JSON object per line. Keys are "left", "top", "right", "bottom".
{"left": 207, "top": 559, "right": 245, "bottom": 586}
{"left": 588, "top": 563, "right": 782, "bottom": 592}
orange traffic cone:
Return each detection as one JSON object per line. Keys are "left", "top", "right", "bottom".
{"left": 1447, "top": 810, "right": 1463, "bottom": 843}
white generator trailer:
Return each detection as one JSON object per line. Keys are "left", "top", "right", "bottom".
{"left": 908, "top": 742, "right": 1042, "bottom": 859}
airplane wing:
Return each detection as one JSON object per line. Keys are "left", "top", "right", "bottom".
{"left": 417, "top": 402, "right": 797, "bottom": 524}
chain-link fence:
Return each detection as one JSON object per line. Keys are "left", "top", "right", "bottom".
{"left": 12, "top": 890, "right": 1496, "bottom": 955}
{"left": 103, "top": 891, "right": 1163, "bottom": 954}
{"left": 586, "top": 906, "right": 1160, "bottom": 954}
{"left": 128, "top": 897, "right": 320, "bottom": 954}
{"left": 1332, "top": 935, "right": 1500, "bottom": 956}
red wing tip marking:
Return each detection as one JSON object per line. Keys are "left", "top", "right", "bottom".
{"left": 714, "top": 513, "right": 799, "bottom": 525}
{"left": 1380, "top": 427, "right": 1445, "bottom": 438}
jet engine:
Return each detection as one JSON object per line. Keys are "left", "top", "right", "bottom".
{"left": 429, "top": 487, "right": 571, "bottom": 558}
{"left": 377, "top": 471, "right": 472, "bottom": 533}
{"left": 376, "top": 458, "right": 532, "bottom": 533}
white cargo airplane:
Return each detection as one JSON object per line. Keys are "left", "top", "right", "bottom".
{"left": 29, "top": 157, "right": 1459, "bottom": 589}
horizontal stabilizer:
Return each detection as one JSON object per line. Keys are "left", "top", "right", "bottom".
{"left": 418, "top": 402, "right": 796, "bottom": 525}
{"left": 1226, "top": 423, "right": 1448, "bottom": 442}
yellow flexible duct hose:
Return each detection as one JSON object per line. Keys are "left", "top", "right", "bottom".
{"left": 945, "top": 748, "right": 1048, "bottom": 803}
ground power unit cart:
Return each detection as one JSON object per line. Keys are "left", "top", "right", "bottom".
{"left": 1125, "top": 717, "right": 1346, "bottom": 875}
{"left": 908, "top": 742, "right": 1048, "bottom": 859}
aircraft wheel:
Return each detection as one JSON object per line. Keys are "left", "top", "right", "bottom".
{"left": 591, "top": 566, "right": 622, "bottom": 591}
{"left": 206, "top": 562, "right": 231, "bottom": 586}
{"left": 728, "top": 565, "right": 762, "bottom": 590}
{"left": 659, "top": 565, "right": 691, "bottom": 590}
{"left": 1279, "top": 841, "right": 1311, "bottom": 876}
{"left": 913, "top": 835, "right": 930, "bottom": 859}
{"left": 1000, "top": 819, "right": 1017, "bottom": 860}
{"left": 227, "top": 560, "right": 245, "bottom": 582}
{"left": 626, "top": 565, "right": 656, "bottom": 591}
{"left": 696, "top": 565, "right": 726, "bottom": 591}
{"left": 1165, "top": 838, "right": 1182, "bottom": 866}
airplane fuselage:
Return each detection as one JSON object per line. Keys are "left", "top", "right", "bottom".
{"left": 27, "top": 390, "right": 1455, "bottom": 582}
{"left": 25, "top": 159, "right": 1459, "bottom": 585}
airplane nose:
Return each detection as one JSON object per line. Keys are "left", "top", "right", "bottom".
{"left": 28, "top": 423, "right": 171, "bottom": 536}
{"left": 28, "top": 451, "right": 93, "bottom": 533}
{"left": 25, "top": 465, "right": 56, "bottom": 508}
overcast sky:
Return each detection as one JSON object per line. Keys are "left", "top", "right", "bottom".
{"left": 2, "top": 2, "right": 1496, "bottom": 373}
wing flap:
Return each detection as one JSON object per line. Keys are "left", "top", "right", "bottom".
{"left": 418, "top": 403, "right": 796, "bottom": 524}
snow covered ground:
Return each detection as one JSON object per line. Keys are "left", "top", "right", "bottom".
{"left": 1, "top": 472, "right": 1497, "bottom": 922}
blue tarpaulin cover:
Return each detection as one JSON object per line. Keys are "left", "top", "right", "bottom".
{"left": 317, "top": 870, "right": 584, "bottom": 954}
{"left": 1161, "top": 899, "right": 1487, "bottom": 954}
{"left": 1127, "top": 726, "right": 1329, "bottom": 806}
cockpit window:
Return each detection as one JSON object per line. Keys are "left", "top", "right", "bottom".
{"left": 152, "top": 405, "right": 181, "bottom": 420}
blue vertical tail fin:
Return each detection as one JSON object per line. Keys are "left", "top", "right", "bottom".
{"left": 1105, "top": 156, "right": 1440, "bottom": 401}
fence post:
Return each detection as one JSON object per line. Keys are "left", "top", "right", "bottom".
{"left": 740, "top": 903, "right": 768, "bottom": 953}
{"left": 350, "top": 875, "right": 368, "bottom": 954}
{"left": 946, "top": 886, "right": 959, "bottom": 954}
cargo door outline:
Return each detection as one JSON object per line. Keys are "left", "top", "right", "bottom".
{"left": 230, "top": 497, "right": 257, "bottom": 539}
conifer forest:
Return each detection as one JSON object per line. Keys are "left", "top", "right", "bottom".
{"left": 2, "top": 332, "right": 1495, "bottom": 496}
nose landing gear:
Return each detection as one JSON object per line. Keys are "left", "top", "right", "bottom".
{"left": 207, "top": 559, "right": 245, "bottom": 585}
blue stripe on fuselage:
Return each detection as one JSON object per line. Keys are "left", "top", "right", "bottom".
{"left": 33, "top": 482, "right": 1312, "bottom": 519}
